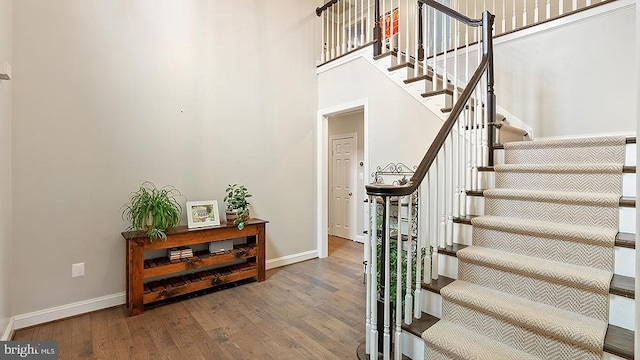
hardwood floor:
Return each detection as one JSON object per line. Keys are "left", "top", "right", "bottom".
{"left": 13, "top": 236, "right": 365, "bottom": 360}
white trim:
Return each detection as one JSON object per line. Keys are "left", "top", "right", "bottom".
{"left": 494, "top": 0, "right": 636, "bottom": 45}
{"left": 266, "top": 250, "right": 318, "bottom": 270}
{"left": 316, "top": 45, "right": 374, "bottom": 75}
{"left": 12, "top": 292, "right": 125, "bottom": 330}
{"left": 317, "top": 99, "right": 369, "bottom": 259}
{"left": 1, "top": 317, "right": 14, "bottom": 341}
{"left": 354, "top": 234, "right": 365, "bottom": 243}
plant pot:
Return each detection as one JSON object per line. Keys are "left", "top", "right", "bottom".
{"left": 226, "top": 210, "right": 238, "bottom": 224}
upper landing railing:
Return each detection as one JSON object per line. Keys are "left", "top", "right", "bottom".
{"left": 316, "top": 0, "right": 616, "bottom": 66}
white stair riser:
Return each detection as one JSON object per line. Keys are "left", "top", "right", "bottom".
{"left": 625, "top": 144, "right": 635, "bottom": 166}
{"left": 622, "top": 173, "right": 635, "bottom": 197}
{"left": 402, "top": 329, "right": 627, "bottom": 360}
{"left": 389, "top": 67, "right": 415, "bottom": 82}
{"left": 403, "top": 331, "right": 425, "bottom": 360}
{"left": 615, "top": 247, "right": 635, "bottom": 277}
{"left": 407, "top": 79, "right": 434, "bottom": 95}
{"left": 610, "top": 294, "right": 635, "bottom": 331}
{"left": 422, "top": 93, "right": 451, "bottom": 112}
{"left": 376, "top": 54, "right": 397, "bottom": 69}
{"left": 619, "top": 208, "right": 635, "bottom": 233}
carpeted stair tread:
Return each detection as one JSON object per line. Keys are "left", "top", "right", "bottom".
{"left": 422, "top": 320, "right": 543, "bottom": 360}
{"left": 493, "top": 163, "right": 623, "bottom": 193}
{"left": 456, "top": 246, "right": 612, "bottom": 294}
{"left": 470, "top": 215, "right": 615, "bottom": 269}
{"left": 440, "top": 281, "right": 608, "bottom": 352}
{"left": 483, "top": 188, "right": 620, "bottom": 207}
{"left": 484, "top": 188, "right": 620, "bottom": 228}
{"left": 504, "top": 136, "right": 626, "bottom": 164}
{"left": 471, "top": 215, "right": 616, "bottom": 247}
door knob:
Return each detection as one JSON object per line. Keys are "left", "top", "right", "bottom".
{"left": 349, "top": 192, "right": 353, "bottom": 196}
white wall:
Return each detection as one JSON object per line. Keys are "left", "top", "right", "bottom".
{"left": 11, "top": 0, "right": 320, "bottom": 316}
{"left": 319, "top": 57, "right": 442, "bottom": 173}
{"left": 493, "top": 4, "right": 636, "bottom": 137}
{"left": 0, "top": 0, "right": 12, "bottom": 337}
{"left": 328, "top": 110, "right": 365, "bottom": 239}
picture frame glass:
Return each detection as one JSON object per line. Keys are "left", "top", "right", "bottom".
{"left": 186, "top": 200, "right": 220, "bottom": 228}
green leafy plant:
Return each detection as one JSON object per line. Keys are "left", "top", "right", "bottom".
{"left": 122, "top": 181, "right": 182, "bottom": 241}
{"left": 224, "top": 184, "right": 252, "bottom": 230}
{"left": 374, "top": 204, "right": 426, "bottom": 307}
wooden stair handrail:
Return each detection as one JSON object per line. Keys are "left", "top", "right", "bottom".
{"left": 366, "top": 5, "right": 495, "bottom": 197}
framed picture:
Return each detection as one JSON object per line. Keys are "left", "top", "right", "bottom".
{"left": 186, "top": 200, "right": 220, "bottom": 228}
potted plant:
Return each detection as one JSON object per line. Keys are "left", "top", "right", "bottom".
{"left": 224, "top": 184, "right": 252, "bottom": 230}
{"left": 122, "top": 181, "right": 182, "bottom": 241}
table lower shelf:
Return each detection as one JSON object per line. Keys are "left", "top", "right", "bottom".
{"left": 142, "top": 262, "right": 257, "bottom": 304}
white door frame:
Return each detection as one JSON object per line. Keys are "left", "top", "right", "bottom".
{"left": 329, "top": 132, "right": 358, "bottom": 240}
{"left": 317, "top": 99, "right": 369, "bottom": 258}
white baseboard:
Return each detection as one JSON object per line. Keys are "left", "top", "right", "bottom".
{"left": 8, "top": 251, "right": 319, "bottom": 330}
{"left": 266, "top": 250, "right": 318, "bottom": 270}
{"left": 1, "top": 316, "right": 14, "bottom": 341}
{"left": 12, "top": 292, "right": 125, "bottom": 330}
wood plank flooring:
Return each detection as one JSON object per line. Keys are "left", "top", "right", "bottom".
{"left": 13, "top": 236, "right": 365, "bottom": 360}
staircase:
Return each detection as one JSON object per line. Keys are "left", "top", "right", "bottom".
{"left": 366, "top": 16, "right": 635, "bottom": 360}
{"left": 367, "top": 51, "right": 636, "bottom": 359}
{"left": 315, "top": 0, "right": 635, "bottom": 359}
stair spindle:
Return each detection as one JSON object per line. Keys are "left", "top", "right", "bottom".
{"left": 405, "top": 192, "right": 414, "bottom": 324}
{"left": 415, "top": 185, "right": 424, "bottom": 319}
{"left": 394, "top": 195, "right": 403, "bottom": 360}
{"left": 383, "top": 197, "right": 391, "bottom": 360}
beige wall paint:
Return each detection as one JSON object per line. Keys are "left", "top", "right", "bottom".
{"left": 328, "top": 110, "right": 365, "bottom": 239}
{"left": 0, "top": 0, "right": 12, "bottom": 333}
{"left": 11, "top": 0, "right": 320, "bottom": 315}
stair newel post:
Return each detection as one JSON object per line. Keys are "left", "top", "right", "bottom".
{"left": 374, "top": 0, "right": 382, "bottom": 55}
{"left": 483, "top": 10, "right": 496, "bottom": 167}
{"left": 383, "top": 196, "right": 392, "bottom": 359}
{"left": 370, "top": 197, "right": 379, "bottom": 356}
{"left": 365, "top": 196, "right": 374, "bottom": 355}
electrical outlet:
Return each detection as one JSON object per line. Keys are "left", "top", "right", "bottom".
{"left": 72, "top": 263, "right": 85, "bottom": 278}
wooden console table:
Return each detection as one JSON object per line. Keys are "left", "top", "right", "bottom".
{"left": 122, "top": 219, "right": 267, "bottom": 316}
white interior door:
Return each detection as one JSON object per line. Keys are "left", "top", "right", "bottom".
{"left": 330, "top": 135, "right": 356, "bottom": 239}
